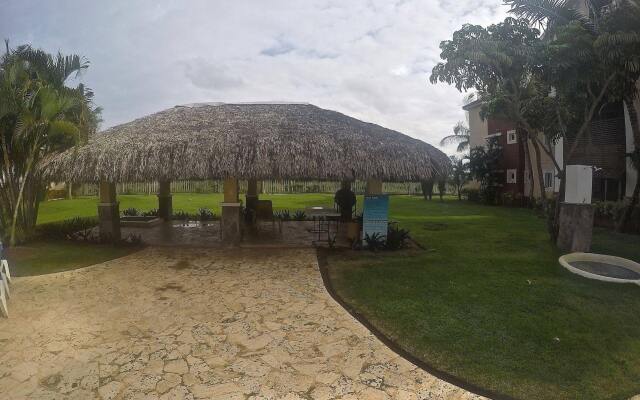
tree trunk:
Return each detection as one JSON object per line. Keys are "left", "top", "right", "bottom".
{"left": 421, "top": 180, "right": 434, "bottom": 200}
{"left": 617, "top": 98, "right": 640, "bottom": 232}
{"left": 531, "top": 136, "right": 547, "bottom": 202}
{"left": 522, "top": 134, "right": 535, "bottom": 203}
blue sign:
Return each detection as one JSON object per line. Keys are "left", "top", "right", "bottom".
{"left": 363, "top": 194, "right": 389, "bottom": 242}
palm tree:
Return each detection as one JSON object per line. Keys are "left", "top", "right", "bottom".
{"left": 440, "top": 122, "right": 471, "bottom": 153}
{"left": 506, "top": 0, "right": 640, "bottom": 231}
{"left": 0, "top": 42, "right": 98, "bottom": 244}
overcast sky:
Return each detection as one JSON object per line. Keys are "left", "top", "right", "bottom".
{"left": 1, "top": 0, "right": 508, "bottom": 153}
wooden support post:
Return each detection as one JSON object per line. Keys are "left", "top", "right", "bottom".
{"left": 98, "top": 181, "right": 121, "bottom": 242}
{"left": 365, "top": 179, "right": 383, "bottom": 195}
{"left": 245, "top": 179, "right": 259, "bottom": 222}
{"left": 223, "top": 177, "right": 239, "bottom": 202}
{"left": 157, "top": 180, "right": 172, "bottom": 221}
{"left": 221, "top": 177, "right": 241, "bottom": 244}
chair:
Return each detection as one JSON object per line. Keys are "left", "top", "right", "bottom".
{"left": 255, "top": 200, "right": 282, "bottom": 234}
{"left": 0, "top": 241, "right": 11, "bottom": 318}
{"left": 1, "top": 259, "right": 11, "bottom": 283}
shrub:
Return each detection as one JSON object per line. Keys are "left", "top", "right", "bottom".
{"left": 46, "top": 189, "right": 67, "bottom": 200}
{"left": 464, "top": 188, "right": 481, "bottom": 202}
{"left": 122, "top": 207, "right": 140, "bottom": 216}
{"left": 275, "top": 209, "right": 291, "bottom": 221}
{"left": 172, "top": 210, "right": 190, "bottom": 220}
{"left": 197, "top": 208, "right": 215, "bottom": 221}
{"left": 36, "top": 217, "right": 99, "bottom": 240}
{"left": 385, "top": 225, "right": 410, "bottom": 250}
{"left": 141, "top": 208, "right": 159, "bottom": 217}
{"left": 292, "top": 210, "right": 307, "bottom": 221}
{"left": 363, "top": 232, "right": 386, "bottom": 252}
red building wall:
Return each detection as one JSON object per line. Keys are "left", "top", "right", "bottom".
{"left": 487, "top": 118, "right": 525, "bottom": 196}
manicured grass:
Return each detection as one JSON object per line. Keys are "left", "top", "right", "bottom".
{"left": 37, "top": 193, "right": 344, "bottom": 224}
{"left": 4, "top": 240, "right": 139, "bottom": 277}
{"left": 327, "top": 197, "right": 640, "bottom": 400}
{"left": 26, "top": 194, "right": 640, "bottom": 399}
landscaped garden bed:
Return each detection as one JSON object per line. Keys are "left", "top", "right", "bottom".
{"left": 325, "top": 196, "right": 640, "bottom": 400}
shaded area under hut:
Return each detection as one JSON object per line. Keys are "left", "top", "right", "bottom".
{"left": 41, "top": 102, "right": 451, "bottom": 245}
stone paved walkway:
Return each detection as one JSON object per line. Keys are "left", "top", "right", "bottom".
{"left": 0, "top": 247, "right": 483, "bottom": 400}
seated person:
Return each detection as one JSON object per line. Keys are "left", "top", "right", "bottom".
{"left": 334, "top": 182, "right": 356, "bottom": 221}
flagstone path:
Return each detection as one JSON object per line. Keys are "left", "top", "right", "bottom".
{"left": 0, "top": 247, "right": 483, "bottom": 400}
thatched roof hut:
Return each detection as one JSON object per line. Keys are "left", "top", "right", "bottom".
{"left": 42, "top": 102, "right": 450, "bottom": 183}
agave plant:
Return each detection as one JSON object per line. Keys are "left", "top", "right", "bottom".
{"left": 292, "top": 210, "right": 307, "bottom": 221}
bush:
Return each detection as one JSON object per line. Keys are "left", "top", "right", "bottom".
{"left": 141, "top": 208, "right": 159, "bottom": 217}
{"left": 363, "top": 232, "right": 386, "bottom": 252}
{"left": 122, "top": 207, "right": 140, "bottom": 216}
{"left": 197, "top": 208, "right": 215, "bottom": 221}
{"left": 594, "top": 201, "right": 626, "bottom": 221}
{"left": 275, "top": 209, "right": 291, "bottom": 221}
{"left": 464, "top": 188, "right": 481, "bottom": 202}
{"left": 385, "top": 225, "right": 411, "bottom": 250}
{"left": 292, "top": 210, "right": 307, "bottom": 221}
{"left": 36, "top": 217, "right": 99, "bottom": 240}
{"left": 172, "top": 210, "right": 190, "bottom": 221}
{"left": 46, "top": 189, "right": 67, "bottom": 200}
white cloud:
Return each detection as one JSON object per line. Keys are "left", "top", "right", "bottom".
{"left": 0, "top": 0, "right": 508, "bottom": 154}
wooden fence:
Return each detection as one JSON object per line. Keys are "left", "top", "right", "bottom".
{"left": 76, "top": 180, "right": 426, "bottom": 196}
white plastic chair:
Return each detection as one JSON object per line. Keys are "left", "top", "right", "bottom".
{"left": 0, "top": 258, "right": 10, "bottom": 283}
{"left": 0, "top": 274, "right": 7, "bottom": 318}
{"left": 0, "top": 241, "right": 10, "bottom": 317}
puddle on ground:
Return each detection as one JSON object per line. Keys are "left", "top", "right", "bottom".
{"left": 155, "top": 283, "right": 186, "bottom": 293}
{"left": 40, "top": 374, "right": 62, "bottom": 389}
{"left": 170, "top": 260, "right": 191, "bottom": 270}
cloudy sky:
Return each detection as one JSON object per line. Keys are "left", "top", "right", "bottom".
{"left": 1, "top": 0, "right": 508, "bottom": 153}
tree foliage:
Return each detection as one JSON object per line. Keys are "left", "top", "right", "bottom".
{"left": 0, "top": 42, "right": 101, "bottom": 245}
{"left": 440, "top": 121, "right": 471, "bottom": 153}
{"left": 431, "top": 1, "right": 640, "bottom": 238}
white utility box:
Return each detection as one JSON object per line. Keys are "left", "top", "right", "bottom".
{"left": 565, "top": 165, "right": 592, "bottom": 204}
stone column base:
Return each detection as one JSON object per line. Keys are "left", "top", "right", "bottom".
{"left": 158, "top": 195, "right": 172, "bottom": 221}
{"left": 557, "top": 203, "right": 594, "bottom": 253}
{"left": 98, "top": 202, "right": 121, "bottom": 242}
{"left": 221, "top": 203, "right": 242, "bottom": 244}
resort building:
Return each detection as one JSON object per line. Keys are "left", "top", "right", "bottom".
{"left": 463, "top": 95, "right": 639, "bottom": 202}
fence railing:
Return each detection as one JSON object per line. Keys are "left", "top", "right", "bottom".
{"left": 76, "top": 180, "right": 426, "bottom": 196}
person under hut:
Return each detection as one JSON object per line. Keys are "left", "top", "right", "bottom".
{"left": 334, "top": 181, "right": 356, "bottom": 222}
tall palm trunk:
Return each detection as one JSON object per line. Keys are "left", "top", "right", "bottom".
{"left": 617, "top": 98, "right": 640, "bottom": 232}
{"left": 522, "top": 133, "right": 535, "bottom": 203}
{"left": 531, "top": 136, "right": 547, "bottom": 202}
{"left": 9, "top": 142, "right": 38, "bottom": 245}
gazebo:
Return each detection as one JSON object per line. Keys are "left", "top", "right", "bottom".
{"left": 42, "top": 102, "right": 451, "bottom": 243}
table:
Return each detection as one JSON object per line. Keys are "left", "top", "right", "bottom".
{"left": 306, "top": 207, "right": 341, "bottom": 246}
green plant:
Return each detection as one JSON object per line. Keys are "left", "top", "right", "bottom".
{"left": 141, "top": 208, "right": 159, "bottom": 217}
{"left": 197, "top": 208, "right": 215, "bottom": 221}
{"left": 292, "top": 210, "right": 307, "bottom": 221}
{"left": 385, "top": 225, "right": 410, "bottom": 250}
{"left": 122, "top": 207, "right": 139, "bottom": 216}
{"left": 276, "top": 209, "right": 291, "bottom": 221}
{"left": 463, "top": 188, "right": 480, "bottom": 202}
{"left": 35, "top": 216, "right": 98, "bottom": 240}
{"left": 363, "top": 232, "right": 386, "bottom": 252}
{"left": 172, "top": 210, "right": 190, "bottom": 221}
{"left": 0, "top": 44, "right": 101, "bottom": 245}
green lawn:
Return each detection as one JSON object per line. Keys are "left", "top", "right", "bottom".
{"left": 327, "top": 197, "right": 640, "bottom": 400}
{"left": 20, "top": 194, "right": 640, "bottom": 399}
{"left": 37, "top": 193, "right": 343, "bottom": 224}
{"left": 4, "top": 240, "right": 139, "bottom": 277}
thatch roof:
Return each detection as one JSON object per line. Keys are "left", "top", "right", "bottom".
{"left": 42, "top": 102, "right": 451, "bottom": 183}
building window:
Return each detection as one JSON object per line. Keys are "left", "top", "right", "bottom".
{"left": 507, "top": 130, "right": 517, "bottom": 144}
{"left": 543, "top": 171, "right": 554, "bottom": 189}
{"left": 507, "top": 169, "right": 517, "bottom": 184}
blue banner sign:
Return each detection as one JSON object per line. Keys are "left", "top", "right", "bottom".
{"left": 363, "top": 194, "right": 389, "bottom": 242}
